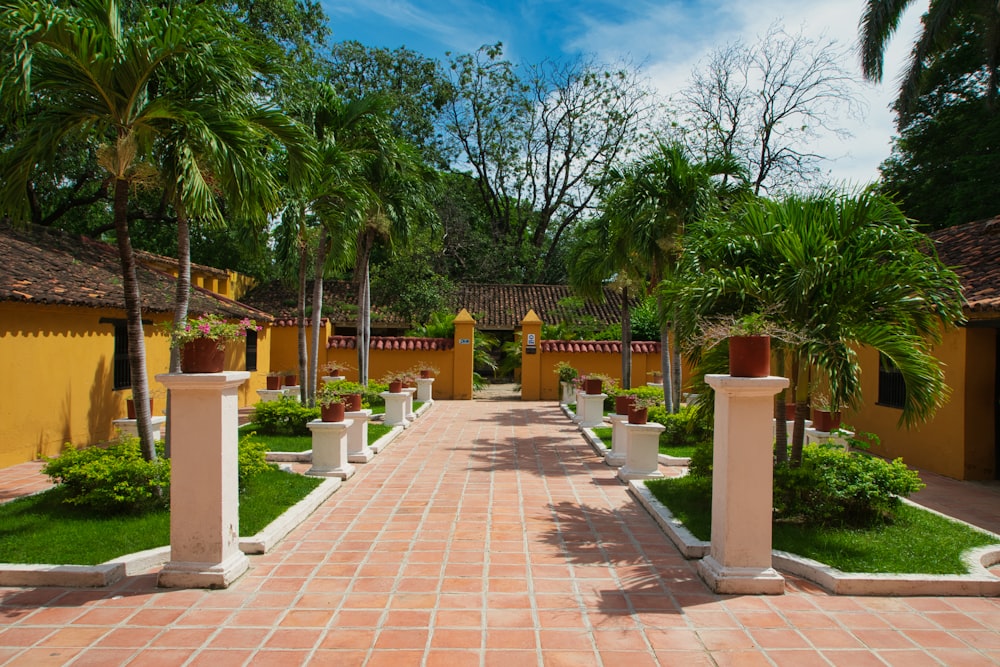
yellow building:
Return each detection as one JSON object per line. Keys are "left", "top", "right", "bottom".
{"left": 0, "top": 224, "right": 272, "bottom": 468}
{"left": 848, "top": 217, "right": 999, "bottom": 480}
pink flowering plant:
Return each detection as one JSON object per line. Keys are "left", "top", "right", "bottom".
{"left": 166, "top": 313, "right": 261, "bottom": 349}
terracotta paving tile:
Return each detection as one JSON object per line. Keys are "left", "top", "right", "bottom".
{"left": 365, "top": 649, "right": 425, "bottom": 666}
{"left": 482, "top": 649, "right": 540, "bottom": 666}
{"left": 66, "top": 647, "right": 137, "bottom": 667}
{"left": 95, "top": 627, "right": 160, "bottom": 648}
{"left": 4, "top": 647, "right": 83, "bottom": 666}
{"left": 424, "top": 648, "right": 483, "bottom": 666}
{"left": 875, "top": 649, "right": 946, "bottom": 667}
{"left": 484, "top": 628, "right": 537, "bottom": 649}
{"left": 710, "top": 649, "right": 777, "bottom": 666}
{"left": 430, "top": 628, "right": 483, "bottom": 649}
{"left": 317, "top": 628, "right": 376, "bottom": 650}
{"left": 149, "top": 627, "right": 214, "bottom": 648}
{"left": 373, "top": 628, "right": 429, "bottom": 649}
{"left": 764, "top": 648, "right": 831, "bottom": 667}
{"left": 697, "top": 628, "right": 757, "bottom": 651}
{"left": 821, "top": 649, "right": 895, "bottom": 666}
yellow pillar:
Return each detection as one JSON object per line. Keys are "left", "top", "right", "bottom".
{"left": 452, "top": 309, "right": 476, "bottom": 400}
{"left": 520, "top": 309, "right": 543, "bottom": 400}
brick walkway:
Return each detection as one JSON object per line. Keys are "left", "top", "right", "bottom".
{"left": 1, "top": 400, "right": 1000, "bottom": 666}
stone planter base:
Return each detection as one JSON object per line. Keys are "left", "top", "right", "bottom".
{"left": 697, "top": 554, "right": 785, "bottom": 595}
{"left": 112, "top": 416, "right": 166, "bottom": 438}
{"left": 306, "top": 419, "right": 355, "bottom": 479}
{"left": 158, "top": 550, "right": 250, "bottom": 589}
{"left": 617, "top": 421, "right": 666, "bottom": 481}
{"left": 256, "top": 389, "right": 286, "bottom": 403}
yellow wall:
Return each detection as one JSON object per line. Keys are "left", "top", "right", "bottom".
{"left": 0, "top": 302, "right": 269, "bottom": 468}
{"left": 848, "top": 327, "right": 996, "bottom": 480}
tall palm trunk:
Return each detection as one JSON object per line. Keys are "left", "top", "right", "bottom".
{"left": 308, "top": 227, "right": 330, "bottom": 404}
{"left": 165, "top": 205, "right": 191, "bottom": 457}
{"left": 113, "top": 177, "right": 156, "bottom": 461}
{"left": 355, "top": 230, "right": 375, "bottom": 385}
{"left": 296, "top": 234, "right": 309, "bottom": 404}
{"left": 773, "top": 351, "right": 788, "bottom": 464}
{"left": 621, "top": 285, "right": 632, "bottom": 389}
{"left": 671, "top": 333, "right": 682, "bottom": 411}
{"left": 657, "top": 292, "right": 673, "bottom": 412}
{"left": 789, "top": 352, "right": 808, "bottom": 466}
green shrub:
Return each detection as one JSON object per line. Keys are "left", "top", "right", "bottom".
{"left": 42, "top": 437, "right": 171, "bottom": 513}
{"left": 363, "top": 382, "right": 388, "bottom": 408}
{"left": 688, "top": 439, "right": 714, "bottom": 478}
{"left": 251, "top": 397, "right": 319, "bottom": 435}
{"left": 774, "top": 444, "right": 925, "bottom": 526}
{"left": 605, "top": 384, "right": 663, "bottom": 412}
{"left": 648, "top": 404, "right": 712, "bottom": 450}
{"left": 237, "top": 434, "right": 271, "bottom": 489}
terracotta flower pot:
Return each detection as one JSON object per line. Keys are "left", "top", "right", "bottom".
{"left": 321, "top": 402, "right": 346, "bottom": 422}
{"left": 389, "top": 380, "right": 403, "bottom": 393}
{"left": 785, "top": 403, "right": 796, "bottom": 421}
{"left": 345, "top": 393, "right": 362, "bottom": 412}
{"left": 326, "top": 368, "right": 339, "bottom": 377}
{"left": 812, "top": 409, "right": 841, "bottom": 432}
{"left": 180, "top": 338, "right": 225, "bottom": 373}
{"left": 728, "top": 335, "right": 770, "bottom": 378}
{"left": 615, "top": 395, "right": 636, "bottom": 416}
{"left": 584, "top": 378, "right": 603, "bottom": 395}
{"left": 126, "top": 398, "right": 153, "bottom": 420}
{"left": 628, "top": 407, "right": 648, "bottom": 425}
{"left": 284, "top": 374, "right": 297, "bottom": 387}
{"left": 420, "top": 369, "right": 432, "bottom": 379}
{"left": 266, "top": 375, "right": 282, "bottom": 390}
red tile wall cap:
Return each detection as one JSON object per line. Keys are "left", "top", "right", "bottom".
{"left": 327, "top": 335, "right": 453, "bottom": 350}
{"left": 272, "top": 317, "right": 329, "bottom": 327}
{"left": 540, "top": 340, "right": 662, "bottom": 354}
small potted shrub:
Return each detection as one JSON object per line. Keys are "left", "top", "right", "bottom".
{"left": 325, "top": 380, "right": 365, "bottom": 411}
{"left": 164, "top": 313, "right": 260, "bottom": 373}
{"left": 382, "top": 372, "right": 405, "bottom": 394}
{"left": 282, "top": 370, "right": 298, "bottom": 387}
{"left": 811, "top": 393, "right": 842, "bottom": 432}
{"left": 265, "top": 371, "right": 283, "bottom": 390}
{"left": 628, "top": 396, "right": 660, "bottom": 425}
{"left": 322, "top": 361, "right": 355, "bottom": 378}
{"left": 412, "top": 362, "right": 440, "bottom": 379}
{"left": 582, "top": 373, "right": 616, "bottom": 396}
{"left": 126, "top": 390, "right": 157, "bottom": 419}
{"left": 615, "top": 393, "right": 636, "bottom": 416}
{"left": 726, "top": 312, "right": 772, "bottom": 378}
{"left": 316, "top": 382, "right": 349, "bottom": 422}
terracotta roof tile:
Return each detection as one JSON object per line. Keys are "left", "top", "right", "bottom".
{"left": 931, "top": 216, "right": 1000, "bottom": 315}
{"left": 0, "top": 223, "right": 270, "bottom": 320}
{"left": 327, "top": 335, "right": 452, "bottom": 350}
{"left": 541, "top": 340, "right": 662, "bottom": 353}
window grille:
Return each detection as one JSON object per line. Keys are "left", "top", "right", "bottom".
{"left": 876, "top": 353, "right": 906, "bottom": 409}
{"left": 113, "top": 323, "right": 131, "bottom": 390}
{"left": 246, "top": 329, "right": 258, "bottom": 371}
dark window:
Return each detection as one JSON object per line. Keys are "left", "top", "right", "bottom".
{"left": 246, "top": 329, "right": 258, "bottom": 371}
{"left": 113, "top": 323, "right": 131, "bottom": 390}
{"left": 877, "top": 353, "right": 905, "bottom": 409}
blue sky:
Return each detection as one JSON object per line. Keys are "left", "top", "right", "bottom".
{"left": 321, "top": 0, "right": 925, "bottom": 185}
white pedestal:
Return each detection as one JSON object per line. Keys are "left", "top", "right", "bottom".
{"left": 306, "top": 419, "right": 355, "bottom": 479}
{"left": 577, "top": 393, "right": 607, "bottom": 428}
{"left": 282, "top": 386, "right": 301, "bottom": 401}
{"left": 605, "top": 414, "right": 629, "bottom": 467}
{"left": 256, "top": 389, "right": 286, "bottom": 403}
{"left": 572, "top": 389, "right": 583, "bottom": 422}
{"left": 772, "top": 418, "right": 812, "bottom": 439}
{"left": 381, "top": 392, "right": 410, "bottom": 428}
{"left": 345, "top": 409, "right": 374, "bottom": 463}
{"left": 403, "top": 387, "right": 417, "bottom": 419}
{"left": 416, "top": 378, "right": 434, "bottom": 403}
{"left": 805, "top": 427, "right": 854, "bottom": 450}
{"left": 322, "top": 375, "right": 346, "bottom": 384}
{"left": 112, "top": 416, "right": 166, "bottom": 438}
{"left": 617, "top": 421, "right": 665, "bottom": 481}
{"left": 560, "top": 381, "right": 575, "bottom": 405}
{"left": 698, "top": 375, "right": 789, "bottom": 595}
{"left": 154, "top": 372, "right": 250, "bottom": 589}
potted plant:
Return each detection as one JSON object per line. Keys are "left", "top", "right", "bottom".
{"left": 581, "top": 372, "right": 616, "bottom": 395}
{"left": 381, "top": 372, "right": 405, "bottom": 394}
{"left": 615, "top": 393, "right": 636, "bottom": 416}
{"left": 726, "top": 312, "right": 773, "bottom": 377}
{"left": 322, "top": 361, "right": 355, "bottom": 378}
{"left": 647, "top": 370, "right": 663, "bottom": 384}
{"left": 165, "top": 313, "right": 260, "bottom": 373}
{"left": 811, "top": 392, "right": 841, "bottom": 432}
{"left": 412, "top": 362, "right": 440, "bottom": 379}
{"left": 325, "top": 380, "right": 365, "bottom": 412}
{"left": 282, "top": 370, "right": 298, "bottom": 387}
{"left": 554, "top": 361, "right": 578, "bottom": 403}
{"left": 126, "top": 390, "right": 158, "bottom": 419}
{"left": 628, "top": 396, "right": 660, "bottom": 424}
{"left": 265, "top": 371, "right": 283, "bottom": 390}
{"left": 316, "top": 382, "right": 349, "bottom": 422}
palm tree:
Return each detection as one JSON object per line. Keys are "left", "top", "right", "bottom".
{"left": 593, "top": 142, "right": 744, "bottom": 411}
{"left": 0, "top": 0, "right": 265, "bottom": 460}
{"left": 672, "top": 188, "right": 965, "bottom": 464}
{"left": 859, "top": 0, "right": 1000, "bottom": 115}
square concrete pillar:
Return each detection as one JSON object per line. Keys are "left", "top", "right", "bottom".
{"left": 605, "top": 414, "right": 629, "bottom": 467}
{"left": 617, "top": 421, "right": 665, "bottom": 481}
{"left": 403, "top": 387, "right": 417, "bottom": 419}
{"left": 381, "top": 392, "right": 410, "bottom": 428}
{"left": 415, "top": 378, "right": 434, "bottom": 403}
{"left": 345, "top": 409, "right": 374, "bottom": 463}
{"left": 155, "top": 371, "right": 250, "bottom": 589}
{"left": 699, "top": 374, "right": 789, "bottom": 595}
{"left": 577, "top": 393, "right": 607, "bottom": 429}
{"left": 256, "top": 389, "right": 285, "bottom": 403}
{"left": 306, "top": 419, "right": 355, "bottom": 479}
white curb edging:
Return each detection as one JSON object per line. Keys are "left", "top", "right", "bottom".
{"left": 627, "top": 480, "right": 709, "bottom": 559}
{"left": 239, "top": 478, "right": 341, "bottom": 554}
{"left": 370, "top": 425, "right": 404, "bottom": 454}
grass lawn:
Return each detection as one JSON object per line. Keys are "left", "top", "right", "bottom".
{"left": 0, "top": 467, "right": 322, "bottom": 565}
{"left": 589, "top": 426, "right": 695, "bottom": 459}
{"left": 645, "top": 476, "right": 998, "bottom": 575}
{"left": 240, "top": 421, "right": 396, "bottom": 452}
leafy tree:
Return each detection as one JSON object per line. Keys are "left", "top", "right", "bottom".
{"left": 444, "top": 43, "right": 653, "bottom": 282}
{"left": 680, "top": 24, "right": 863, "bottom": 195}
{"left": 859, "top": 0, "right": 1000, "bottom": 117}
{"left": 0, "top": 0, "right": 271, "bottom": 460}
{"left": 671, "top": 189, "right": 965, "bottom": 465}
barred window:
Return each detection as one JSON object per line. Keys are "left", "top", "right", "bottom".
{"left": 245, "top": 329, "right": 258, "bottom": 371}
{"left": 113, "top": 323, "right": 131, "bottom": 390}
{"left": 877, "top": 353, "right": 905, "bottom": 409}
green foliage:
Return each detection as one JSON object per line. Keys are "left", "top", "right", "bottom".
{"left": 407, "top": 310, "right": 455, "bottom": 338}
{"left": 251, "top": 397, "right": 320, "bottom": 435}
{"left": 774, "top": 445, "right": 925, "bottom": 527}
{"left": 237, "top": 435, "right": 271, "bottom": 489}
{"left": 687, "top": 439, "right": 714, "bottom": 479}
{"left": 649, "top": 405, "right": 712, "bottom": 450}
{"left": 554, "top": 361, "right": 579, "bottom": 383}
{"left": 372, "top": 261, "right": 456, "bottom": 327}
{"left": 630, "top": 296, "right": 660, "bottom": 341}
{"left": 42, "top": 438, "right": 171, "bottom": 514}
{"left": 605, "top": 384, "right": 661, "bottom": 412}
{"left": 363, "top": 382, "right": 388, "bottom": 408}
{"left": 238, "top": 467, "right": 324, "bottom": 537}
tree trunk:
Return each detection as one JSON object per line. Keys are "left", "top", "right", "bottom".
{"left": 165, "top": 205, "right": 192, "bottom": 457}
{"left": 671, "top": 340, "right": 682, "bottom": 412}
{"left": 308, "top": 227, "right": 330, "bottom": 405}
{"left": 789, "top": 353, "right": 807, "bottom": 466}
{"left": 297, "top": 233, "right": 309, "bottom": 404}
{"left": 355, "top": 231, "right": 374, "bottom": 385}
{"left": 657, "top": 293, "right": 673, "bottom": 412}
{"left": 112, "top": 177, "right": 156, "bottom": 461}
{"left": 621, "top": 285, "right": 632, "bottom": 389}
{"left": 773, "top": 352, "right": 787, "bottom": 464}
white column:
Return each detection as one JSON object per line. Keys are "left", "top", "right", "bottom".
{"left": 381, "top": 392, "right": 410, "bottom": 428}
{"left": 605, "top": 414, "right": 629, "bottom": 467}
{"left": 415, "top": 378, "right": 435, "bottom": 403}
{"left": 403, "top": 387, "right": 417, "bottom": 419}
{"left": 345, "top": 409, "right": 374, "bottom": 463}
{"left": 617, "top": 422, "right": 665, "bottom": 481}
{"left": 560, "top": 381, "right": 575, "bottom": 405}
{"left": 255, "top": 389, "right": 285, "bottom": 403}
{"left": 282, "top": 386, "right": 301, "bottom": 402}
{"left": 306, "top": 419, "right": 355, "bottom": 479}
{"left": 155, "top": 371, "right": 250, "bottom": 589}
{"left": 577, "top": 392, "right": 607, "bottom": 428}
{"left": 698, "top": 374, "right": 789, "bottom": 595}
